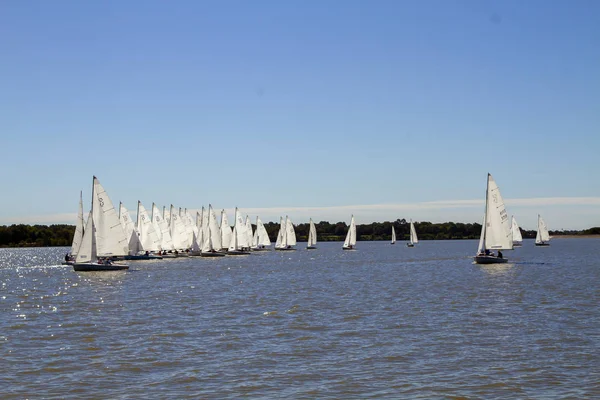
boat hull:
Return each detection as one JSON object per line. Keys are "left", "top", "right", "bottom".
{"left": 201, "top": 251, "right": 226, "bottom": 257}
{"left": 123, "top": 254, "right": 163, "bottom": 260}
{"left": 473, "top": 255, "right": 508, "bottom": 264}
{"left": 227, "top": 250, "right": 251, "bottom": 255}
{"left": 535, "top": 243, "right": 550, "bottom": 247}
{"left": 73, "top": 263, "right": 129, "bottom": 271}
{"left": 406, "top": 243, "right": 415, "bottom": 247}
{"left": 342, "top": 246, "right": 356, "bottom": 250}
{"left": 306, "top": 246, "right": 317, "bottom": 250}
{"left": 251, "top": 247, "right": 271, "bottom": 252}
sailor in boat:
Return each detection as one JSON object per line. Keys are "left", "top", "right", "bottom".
{"left": 65, "top": 253, "right": 74, "bottom": 263}
{"left": 497, "top": 251, "right": 503, "bottom": 259}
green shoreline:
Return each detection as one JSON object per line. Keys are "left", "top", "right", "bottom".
{"left": 1, "top": 221, "right": 599, "bottom": 248}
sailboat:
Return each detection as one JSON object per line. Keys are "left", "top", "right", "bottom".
{"left": 535, "top": 214, "right": 550, "bottom": 246}
{"left": 201, "top": 205, "right": 226, "bottom": 257}
{"left": 407, "top": 220, "right": 418, "bottom": 247}
{"left": 474, "top": 173, "right": 513, "bottom": 264}
{"left": 275, "top": 216, "right": 297, "bottom": 250}
{"left": 342, "top": 215, "right": 357, "bottom": 250}
{"left": 307, "top": 218, "right": 317, "bottom": 249}
{"left": 252, "top": 216, "right": 271, "bottom": 251}
{"left": 220, "top": 209, "right": 232, "bottom": 252}
{"left": 63, "top": 191, "right": 85, "bottom": 265}
{"left": 390, "top": 226, "right": 396, "bottom": 245}
{"left": 119, "top": 202, "right": 144, "bottom": 259}
{"left": 130, "top": 201, "right": 162, "bottom": 259}
{"left": 511, "top": 216, "right": 523, "bottom": 247}
{"left": 73, "top": 176, "right": 130, "bottom": 271}
{"left": 228, "top": 207, "right": 251, "bottom": 255}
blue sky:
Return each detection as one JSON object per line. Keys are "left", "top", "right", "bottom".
{"left": 0, "top": 0, "right": 598, "bottom": 230}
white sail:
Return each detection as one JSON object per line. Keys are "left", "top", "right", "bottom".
{"left": 137, "top": 201, "right": 161, "bottom": 252}
{"left": 163, "top": 206, "right": 170, "bottom": 226}
{"left": 477, "top": 214, "right": 486, "bottom": 254}
{"left": 92, "top": 176, "right": 129, "bottom": 257}
{"left": 536, "top": 214, "right": 550, "bottom": 244}
{"left": 343, "top": 215, "right": 357, "bottom": 248}
{"left": 511, "top": 216, "right": 523, "bottom": 243}
{"left": 181, "top": 208, "right": 194, "bottom": 249}
{"left": 308, "top": 218, "right": 317, "bottom": 247}
{"left": 70, "top": 191, "right": 85, "bottom": 257}
{"left": 202, "top": 205, "right": 222, "bottom": 252}
{"left": 120, "top": 202, "right": 142, "bottom": 255}
{"left": 76, "top": 210, "right": 95, "bottom": 263}
{"left": 220, "top": 209, "right": 232, "bottom": 249}
{"left": 245, "top": 215, "right": 254, "bottom": 248}
{"left": 252, "top": 217, "right": 271, "bottom": 248}
{"left": 169, "top": 204, "right": 188, "bottom": 250}
{"left": 191, "top": 230, "right": 201, "bottom": 253}
{"left": 409, "top": 220, "right": 419, "bottom": 244}
{"left": 285, "top": 216, "right": 297, "bottom": 246}
{"left": 153, "top": 203, "right": 174, "bottom": 250}
{"left": 228, "top": 208, "right": 249, "bottom": 250}
{"left": 480, "top": 173, "right": 513, "bottom": 250}
{"left": 275, "top": 216, "right": 285, "bottom": 248}
{"left": 390, "top": 226, "right": 396, "bottom": 244}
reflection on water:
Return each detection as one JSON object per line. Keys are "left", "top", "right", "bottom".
{"left": 1, "top": 240, "right": 599, "bottom": 399}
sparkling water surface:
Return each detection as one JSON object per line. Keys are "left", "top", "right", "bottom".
{"left": 1, "top": 240, "right": 599, "bottom": 399}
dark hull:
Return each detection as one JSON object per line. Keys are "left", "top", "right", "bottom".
{"left": 123, "top": 255, "right": 163, "bottom": 260}
{"left": 73, "top": 263, "right": 129, "bottom": 271}
{"left": 342, "top": 246, "right": 356, "bottom": 250}
{"left": 306, "top": 246, "right": 317, "bottom": 249}
{"left": 201, "top": 251, "right": 226, "bottom": 257}
{"left": 227, "top": 250, "right": 251, "bottom": 255}
{"left": 406, "top": 243, "right": 415, "bottom": 247}
{"left": 474, "top": 255, "right": 508, "bottom": 264}
{"left": 252, "top": 247, "right": 270, "bottom": 251}
{"left": 535, "top": 243, "right": 550, "bottom": 246}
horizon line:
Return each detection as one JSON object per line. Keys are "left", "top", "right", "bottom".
{"left": 2, "top": 196, "right": 599, "bottom": 229}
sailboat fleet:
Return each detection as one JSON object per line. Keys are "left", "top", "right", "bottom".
{"left": 66, "top": 175, "right": 551, "bottom": 271}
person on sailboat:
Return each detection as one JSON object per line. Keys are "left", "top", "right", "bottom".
{"left": 497, "top": 251, "right": 503, "bottom": 259}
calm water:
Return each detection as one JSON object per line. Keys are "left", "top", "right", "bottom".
{"left": 1, "top": 240, "right": 599, "bottom": 399}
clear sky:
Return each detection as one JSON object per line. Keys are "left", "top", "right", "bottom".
{"left": 1, "top": 0, "right": 598, "bottom": 230}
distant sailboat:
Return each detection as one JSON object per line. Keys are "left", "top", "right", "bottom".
{"left": 134, "top": 201, "right": 162, "bottom": 259}
{"left": 342, "top": 215, "right": 357, "bottom": 250}
{"left": 473, "top": 173, "right": 513, "bottom": 264}
{"left": 152, "top": 203, "right": 175, "bottom": 256}
{"left": 201, "top": 205, "right": 225, "bottom": 257}
{"left": 275, "top": 216, "right": 297, "bottom": 250}
{"left": 220, "top": 209, "right": 232, "bottom": 251}
{"left": 511, "top": 216, "right": 523, "bottom": 247}
{"left": 252, "top": 217, "right": 271, "bottom": 251}
{"left": 64, "top": 191, "right": 85, "bottom": 264}
{"left": 390, "top": 226, "right": 396, "bottom": 245}
{"left": 535, "top": 214, "right": 550, "bottom": 246}
{"left": 119, "top": 202, "right": 143, "bottom": 258}
{"left": 73, "top": 176, "right": 129, "bottom": 271}
{"left": 407, "top": 220, "right": 418, "bottom": 247}
{"left": 307, "top": 218, "right": 317, "bottom": 249}
{"left": 228, "top": 207, "right": 251, "bottom": 255}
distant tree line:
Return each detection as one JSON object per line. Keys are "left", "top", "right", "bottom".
{"left": 0, "top": 221, "right": 598, "bottom": 247}
{"left": 0, "top": 224, "right": 74, "bottom": 247}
